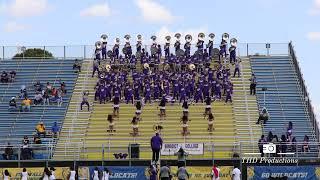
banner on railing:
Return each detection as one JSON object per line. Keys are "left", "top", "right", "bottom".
{"left": 0, "top": 167, "right": 70, "bottom": 179}
{"left": 247, "top": 166, "right": 320, "bottom": 180}
{"left": 78, "top": 166, "right": 147, "bottom": 180}
{"left": 161, "top": 143, "right": 204, "bottom": 155}
{"left": 170, "top": 166, "right": 233, "bottom": 180}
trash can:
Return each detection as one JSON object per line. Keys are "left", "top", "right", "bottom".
{"left": 128, "top": 143, "right": 140, "bottom": 159}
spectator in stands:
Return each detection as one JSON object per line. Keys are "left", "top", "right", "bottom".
{"left": 207, "top": 113, "right": 215, "bottom": 132}
{"left": 107, "top": 114, "right": 115, "bottom": 133}
{"left": 46, "top": 82, "right": 53, "bottom": 94}
{"left": 131, "top": 116, "right": 139, "bottom": 136}
{"left": 148, "top": 164, "right": 158, "bottom": 180}
{"left": 34, "top": 91, "right": 43, "bottom": 105}
{"left": 19, "top": 86, "right": 28, "bottom": 99}
{"left": 249, "top": 73, "right": 257, "bottom": 95}
{"left": 34, "top": 81, "right": 44, "bottom": 92}
{"left": 51, "top": 122, "right": 59, "bottom": 137}
{"left": 22, "top": 136, "right": 30, "bottom": 146}
{"left": 176, "top": 165, "right": 189, "bottom": 180}
{"left": 113, "top": 96, "right": 120, "bottom": 117}
{"left": 258, "top": 135, "right": 266, "bottom": 157}
{"left": 33, "top": 135, "right": 42, "bottom": 144}
{"left": 92, "top": 60, "right": 99, "bottom": 78}
{"left": 8, "top": 97, "right": 17, "bottom": 111}
{"left": 21, "top": 168, "right": 28, "bottom": 180}
{"left": 3, "top": 169, "right": 11, "bottom": 180}
{"left": 233, "top": 60, "right": 241, "bottom": 77}
{"left": 232, "top": 165, "right": 241, "bottom": 180}
{"left": 174, "top": 147, "right": 188, "bottom": 167}
{"left": 59, "top": 80, "right": 67, "bottom": 95}
{"left": 256, "top": 107, "right": 269, "bottom": 124}
{"left": 280, "top": 135, "right": 287, "bottom": 156}
{"left": 73, "top": 59, "right": 81, "bottom": 72}
{"left": 211, "top": 164, "right": 220, "bottom": 180}
{"left": 36, "top": 121, "right": 46, "bottom": 137}
{"left": 2, "top": 143, "right": 14, "bottom": 160}
{"left": 267, "top": 131, "right": 273, "bottom": 142}
{"left": 43, "top": 89, "right": 50, "bottom": 105}
{"left": 302, "top": 135, "right": 310, "bottom": 153}
{"left": 287, "top": 121, "right": 293, "bottom": 140}
{"left": 159, "top": 163, "right": 171, "bottom": 180}
{"left": 151, "top": 132, "right": 163, "bottom": 163}
{"left": 80, "top": 91, "right": 90, "bottom": 111}
{"left": 21, "top": 97, "right": 32, "bottom": 112}
{"left": 271, "top": 135, "right": 280, "bottom": 157}
{"left": 56, "top": 89, "right": 63, "bottom": 107}
{"left": 1, "top": 71, "right": 9, "bottom": 83}
{"left": 291, "top": 137, "right": 297, "bottom": 153}
{"left": 9, "top": 70, "right": 16, "bottom": 82}
{"left": 181, "top": 115, "right": 190, "bottom": 136}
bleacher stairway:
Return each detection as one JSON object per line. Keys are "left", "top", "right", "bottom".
{"left": 251, "top": 56, "right": 317, "bottom": 144}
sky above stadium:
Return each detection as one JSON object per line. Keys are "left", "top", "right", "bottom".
{"left": 0, "top": 0, "right": 320, "bottom": 117}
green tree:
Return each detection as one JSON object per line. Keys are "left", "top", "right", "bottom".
{"left": 13, "top": 48, "right": 54, "bottom": 59}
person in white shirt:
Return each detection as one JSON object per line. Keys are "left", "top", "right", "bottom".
{"left": 50, "top": 167, "right": 56, "bottom": 179}
{"left": 102, "top": 167, "right": 110, "bottom": 180}
{"left": 3, "top": 169, "right": 11, "bottom": 180}
{"left": 211, "top": 165, "right": 220, "bottom": 180}
{"left": 232, "top": 166, "right": 241, "bottom": 180}
{"left": 68, "top": 167, "right": 76, "bottom": 180}
{"left": 21, "top": 168, "right": 28, "bottom": 180}
{"left": 92, "top": 167, "right": 100, "bottom": 180}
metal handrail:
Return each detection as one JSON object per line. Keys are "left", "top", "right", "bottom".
{"left": 289, "top": 42, "right": 319, "bottom": 142}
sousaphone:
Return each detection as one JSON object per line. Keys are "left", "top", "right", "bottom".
{"left": 185, "top": 34, "right": 192, "bottom": 42}
{"left": 95, "top": 41, "right": 102, "bottom": 49}
{"left": 165, "top": 35, "right": 171, "bottom": 43}
{"left": 174, "top": 33, "right": 181, "bottom": 41}
{"left": 222, "top": 33, "right": 230, "bottom": 41}
{"left": 230, "top": 38, "right": 238, "bottom": 47}
{"left": 198, "top": 32, "right": 205, "bottom": 41}
{"left": 150, "top": 35, "right": 158, "bottom": 56}
{"left": 101, "top": 34, "right": 108, "bottom": 43}
{"left": 208, "top": 33, "right": 215, "bottom": 41}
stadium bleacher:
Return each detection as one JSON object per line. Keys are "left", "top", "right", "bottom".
{"left": 251, "top": 56, "right": 317, "bottom": 155}
{"left": 0, "top": 58, "right": 78, "bottom": 159}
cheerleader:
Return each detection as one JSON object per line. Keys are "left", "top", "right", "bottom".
{"left": 158, "top": 96, "right": 166, "bottom": 118}
{"left": 113, "top": 96, "right": 120, "bottom": 117}
{"left": 92, "top": 167, "right": 100, "bottom": 180}
{"left": 102, "top": 167, "right": 110, "bottom": 180}
{"left": 107, "top": 114, "right": 116, "bottom": 133}
{"left": 182, "top": 101, "right": 189, "bottom": 117}
{"left": 50, "top": 167, "right": 56, "bottom": 180}
{"left": 131, "top": 116, "right": 139, "bottom": 136}
{"left": 153, "top": 123, "right": 163, "bottom": 134}
{"left": 21, "top": 168, "right": 28, "bottom": 180}
{"left": 181, "top": 115, "right": 190, "bottom": 136}
{"left": 204, "top": 96, "right": 212, "bottom": 118}
{"left": 135, "top": 100, "right": 143, "bottom": 118}
{"left": 68, "top": 167, "right": 76, "bottom": 180}
{"left": 3, "top": 169, "right": 11, "bottom": 180}
{"left": 207, "top": 113, "right": 215, "bottom": 132}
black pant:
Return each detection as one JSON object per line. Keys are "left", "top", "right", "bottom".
{"left": 152, "top": 149, "right": 160, "bottom": 162}
{"left": 81, "top": 101, "right": 90, "bottom": 111}
{"left": 250, "top": 84, "right": 256, "bottom": 95}
{"left": 259, "top": 146, "right": 264, "bottom": 157}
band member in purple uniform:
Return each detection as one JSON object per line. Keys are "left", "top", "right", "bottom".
{"left": 233, "top": 60, "right": 241, "bottom": 77}
{"left": 179, "top": 86, "right": 187, "bottom": 104}
{"left": 215, "top": 83, "right": 222, "bottom": 100}
{"left": 144, "top": 84, "right": 152, "bottom": 104}
{"left": 102, "top": 42, "right": 107, "bottom": 60}
{"left": 194, "top": 85, "right": 203, "bottom": 103}
{"left": 95, "top": 48, "right": 101, "bottom": 60}
{"left": 113, "top": 38, "right": 120, "bottom": 59}
{"left": 225, "top": 86, "right": 233, "bottom": 105}
{"left": 173, "top": 81, "right": 180, "bottom": 100}
{"left": 99, "top": 86, "right": 107, "bottom": 104}
{"left": 92, "top": 60, "right": 99, "bottom": 78}
{"left": 164, "top": 37, "right": 170, "bottom": 58}
{"left": 229, "top": 44, "right": 237, "bottom": 64}
{"left": 125, "top": 85, "right": 134, "bottom": 104}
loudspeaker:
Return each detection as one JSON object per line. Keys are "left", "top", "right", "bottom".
{"left": 128, "top": 144, "right": 140, "bottom": 159}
